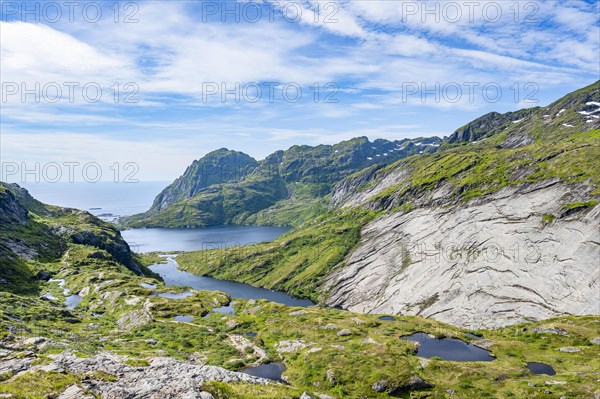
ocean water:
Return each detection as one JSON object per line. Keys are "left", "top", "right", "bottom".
{"left": 20, "top": 181, "right": 168, "bottom": 219}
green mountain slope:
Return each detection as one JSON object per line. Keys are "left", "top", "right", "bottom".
{"left": 448, "top": 80, "right": 600, "bottom": 147}
{"left": 1, "top": 84, "right": 600, "bottom": 399}
{"left": 122, "top": 136, "right": 442, "bottom": 228}
{"left": 0, "top": 182, "right": 154, "bottom": 295}
{"left": 177, "top": 81, "right": 600, "bottom": 311}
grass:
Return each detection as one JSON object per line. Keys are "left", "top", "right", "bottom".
{"left": 240, "top": 196, "right": 330, "bottom": 227}
{"left": 3, "top": 274, "right": 598, "bottom": 399}
{"left": 1, "top": 235, "right": 599, "bottom": 399}
{"left": 177, "top": 208, "right": 378, "bottom": 302}
{"left": 366, "top": 130, "right": 600, "bottom": 210}
{"left": 563, "top": 200, "right": 598, "bottom": 210}
{"left": 0, "top": 371, "right": 79, "bottom": 399}
{"left": 542, "top": 213, "right": 556, "bottom": 224}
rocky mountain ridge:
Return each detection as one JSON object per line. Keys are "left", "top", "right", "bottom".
{"left": 122, "top": 136, "right": 442, "bottom": 228}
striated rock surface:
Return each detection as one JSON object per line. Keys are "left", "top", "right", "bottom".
{"left": 325, "top": 182, "right": 600, "bottom": 329}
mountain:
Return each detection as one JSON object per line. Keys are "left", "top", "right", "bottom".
{"left": 0, "top": 182, "right": 155, "bottom": 295}
{"left": 151, "top": 148, "right": 259, "bottom": 211}
{"left": 1, "top": 84, "right": 600, "bottom": 399}
{"left": 177, "top": 81, "right": 600, "bottom": 329}
{"left": 122, "top": 136, "right": 442, "bottom": 228}
{"left": 448, "top": 81, "right": 600, "bottom": 147}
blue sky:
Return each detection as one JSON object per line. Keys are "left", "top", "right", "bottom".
{"left": 1, "top": 0, "right": 599, "bottom": 181}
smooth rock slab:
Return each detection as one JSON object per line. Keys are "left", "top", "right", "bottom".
{"left": 325, "top": 183, "right": 600, "bottom": 329}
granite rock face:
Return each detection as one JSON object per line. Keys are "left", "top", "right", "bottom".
{"left": 325, "top": 181, "right": 600, "bottom": 329}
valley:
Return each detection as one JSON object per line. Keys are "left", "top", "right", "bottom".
{"left": 0, "top": 82, "right": 599, "bottom": 398}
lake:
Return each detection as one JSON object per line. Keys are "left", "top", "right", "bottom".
{"left": 23, "top": 182, "right": 312, "bottom": 307}
{"left": 122, "top": 225, "right": 290, "bottom": 253}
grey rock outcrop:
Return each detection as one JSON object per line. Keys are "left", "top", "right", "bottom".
{"left": 325, "top": 182, "right": 600, "bottom": 329}
{"left": 371, "top": 379, "right": 388, "bottom": 392}
{"left": 47, "top": 352, "right": 270, "bottom": 399}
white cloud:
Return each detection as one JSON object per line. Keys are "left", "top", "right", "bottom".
{"left": 553, "top": 5, "right": 598, "bottom": 31}
{"left": 1, "top": 1, "right": 598, "bottom": 180}
{"left": 0, "top": 22, "right": 137, "bottom": 86}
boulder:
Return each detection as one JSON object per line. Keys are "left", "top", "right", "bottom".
{"left": 371, "top": 379, "right": 388, "bottom": 392}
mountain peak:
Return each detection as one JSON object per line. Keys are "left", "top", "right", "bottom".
{"left": 448, "top": 80, "right": 600, "bottom": 147}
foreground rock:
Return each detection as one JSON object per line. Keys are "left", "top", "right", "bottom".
{"left": 48, "top": 352, "right": 271, "bottom": 399}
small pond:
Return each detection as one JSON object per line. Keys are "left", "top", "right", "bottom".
{"left": 41, "top": 293, "right": 58, "bottom": 301}
{"left": 213, "top": 303, "right": 235, "bottom": 315}
{"left": 153, "top": 290, "right": 194, "bottom": 299}
{"left": 140, "top": 283, "right": 157, "bottom": 289}
{"left": 242, "top": 362, "right": 287, "bottom": 383}
{"left": 247, "top": 332, "right": 257, "bottom": 338}
{"left": 174, "top": 315, "right": 194, "bottom": 323}
{"left": 527, "top": 362, "right": 556, "bottom": 375}
{"left": 401, "top": 332, "right": 495, "bottom": 362}
{"left": 65, "top": 294, "right": 82, "bottom": 310}
{"left": 203, "top": 303, "right": 236, "bottom": 317}
{"left": 379, "top": 316, "right": 395, "bottom": 321}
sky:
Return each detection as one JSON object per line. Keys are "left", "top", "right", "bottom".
{"left": 1, "top": 0, "right": 599, "bottom": 182}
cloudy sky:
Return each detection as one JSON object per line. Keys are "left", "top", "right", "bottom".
{"left": 1, "top": 0, "right": 599, "bottom": 181}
